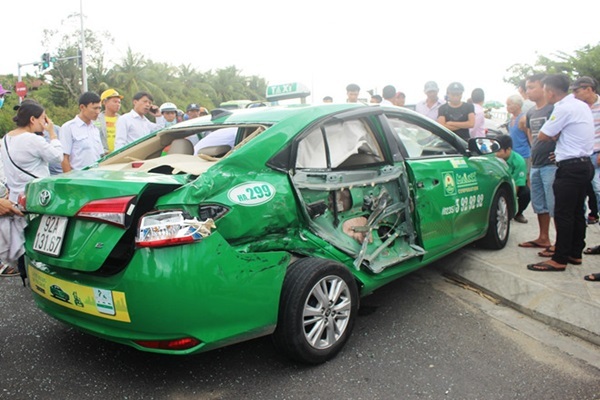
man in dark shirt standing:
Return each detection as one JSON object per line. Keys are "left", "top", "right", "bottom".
{"left": 437, "top": 82, "right": 475, "bottom": 141}
{"left": 518, "top": 74, "right": 556, "bottom": 250}
{"left": 527, "top": 74, "right": 595, "bottom": 272}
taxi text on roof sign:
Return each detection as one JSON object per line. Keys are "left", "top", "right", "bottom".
{"left": 266, "top": 82, "right": 311, "bottom": 101}
{"left": 267, "top": 83, "right": 298, "bottom": 97}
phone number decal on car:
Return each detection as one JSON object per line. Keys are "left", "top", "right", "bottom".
{"left": 227, "top": 181, "right": 276, "bottom": 206}
{"left": 442, "top": 194, "right": 485, "bottom": 216}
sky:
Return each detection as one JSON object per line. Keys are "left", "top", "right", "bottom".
{"left": 1, "top": 0, "right": 598, "bottom": 106}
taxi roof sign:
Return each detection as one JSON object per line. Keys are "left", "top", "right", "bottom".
{"left": 266, "top": 82, "right": 311, "bottom": 102}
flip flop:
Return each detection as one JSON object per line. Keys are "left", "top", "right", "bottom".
{"left": 0, "top": 264, "right": 19, "bottom": 277}
{"left": 584, "top": 273, "right": 600, "bottom": 281}
{"left": 526, "top": 262, "right": 566, "bottom": 272}
{"left": 583, "top": 245, "right": 600, "bottom": 255}
{"left": 567, "top": 257, "right": 582, "bottom": 265}
{"left": 518, "top": 241, "right": 548, "bottom": 248}
{"left": 538, "top": 249, "right": 554, "bottom": 257}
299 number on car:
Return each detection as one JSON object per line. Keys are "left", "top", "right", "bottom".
{"left": 33, "top": 215, "right": 69, "bottom": 256}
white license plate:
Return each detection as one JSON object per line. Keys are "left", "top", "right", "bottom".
{"left": 33, "top": 215, "right": 69, "bottom": 256}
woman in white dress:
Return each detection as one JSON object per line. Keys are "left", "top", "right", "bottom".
{"left": 0, "top": 101, "right": 63, "bottom": 282}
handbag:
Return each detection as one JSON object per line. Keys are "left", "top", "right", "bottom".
{"left": 3, "top": 136, "right": 39, "bottom": 179}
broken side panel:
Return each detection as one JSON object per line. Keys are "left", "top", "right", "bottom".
{"left": 292, "top": 165, "right": 425, "bottom": 274}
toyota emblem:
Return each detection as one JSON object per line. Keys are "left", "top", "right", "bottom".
{"left": 39, "top": 190, "right": 52, "bottom": 207}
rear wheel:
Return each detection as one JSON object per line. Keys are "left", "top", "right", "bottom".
{"left": 478, "top": 188, "right": 510, "bottom": 249}
{"left": 273, "top": 258, "right": 358, "bottom": 364}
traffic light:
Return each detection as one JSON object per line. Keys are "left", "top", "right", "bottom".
{"left": 41, "top": 53, "right": 50, "bottom": 69}
{"left": 76, "top": 49, "right": 82, "bottom": 67}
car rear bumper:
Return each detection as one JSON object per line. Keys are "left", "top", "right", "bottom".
{"left": 27, "top": 233, "right": 290, "bottom": 354}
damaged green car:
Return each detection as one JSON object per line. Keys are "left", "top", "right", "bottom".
{"left": 24, "top": 103, "right": 514, "bottom": 364}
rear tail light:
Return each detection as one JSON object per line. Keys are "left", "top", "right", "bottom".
{"left": 134, "top": 337, "right": 201, "bottom": 351}
{"left": 76, "top": 196, "right": 136, "bottom": 228}
{"left": 136, "top": 210, "right": 215, "bottom": 248}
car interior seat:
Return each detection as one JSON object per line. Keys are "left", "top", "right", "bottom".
{"left": 167, "top": 139, "right": 194, "bottom": 155}
{"left": 197, "top": 145, "right": 232, "bottom": 158}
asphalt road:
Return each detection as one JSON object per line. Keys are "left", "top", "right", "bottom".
{"left": 1, "top": 263, "right": 599, "bottom": 400}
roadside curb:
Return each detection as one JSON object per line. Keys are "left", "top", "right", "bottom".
{"left": 441, "top": 250, "right": 600, "bottom": 347}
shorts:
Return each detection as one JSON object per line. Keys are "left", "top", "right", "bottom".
{"left": 530, "top": 164, "right": 557, "bottom": 216}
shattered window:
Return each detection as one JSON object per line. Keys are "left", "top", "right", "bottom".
{"left": 295, "top": 119, "right": 383, "bottom": 169}
{"left": 387, "top": 117, "right": 460, "bottom": 158}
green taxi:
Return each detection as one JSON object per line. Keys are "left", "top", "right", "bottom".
{"left": 24, "top": 102, "right": 514, "bottom": 364}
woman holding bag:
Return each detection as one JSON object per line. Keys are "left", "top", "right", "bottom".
{"left": 0, "top": 100, "right": 63, "bottom": 282}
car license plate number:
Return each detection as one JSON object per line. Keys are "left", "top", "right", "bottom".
{"left": 33, "top": 215, "right": 68, "bottom": 256}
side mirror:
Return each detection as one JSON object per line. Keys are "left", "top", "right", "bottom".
{"left": 468, "top": 138, "right": 500, "bottom": 155}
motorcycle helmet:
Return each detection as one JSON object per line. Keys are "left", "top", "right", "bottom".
{"left": 159, "top": 102, "right": 178, "bottom": 113}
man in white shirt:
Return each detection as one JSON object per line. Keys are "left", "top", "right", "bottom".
{"left": 114, "top": 91, "right": 160, "bottom": 150}
{"left": 60, "top": 92, "right": 104, "bottom": 172}
{"left": 527, "top": 74, "right": 595, "bottom": 272}
{"left": 415, "top": 81, "right": 445, "bottom": 121}
{"left": 380, "top": 85, "right": 396, "bottom": 106}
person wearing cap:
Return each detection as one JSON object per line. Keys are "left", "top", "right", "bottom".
{"left": 415, "top": 81, "right": 445, "bottom": 120}
{"left": 570, "top": 77, "right": 600, "bottom": 228}
{"left": 96, "top": 88, "right": 123, "bottom": 154}
{"left": 526, "top": 74, "right": 594, "bottom": 273}
{"left": 60, "top": 92, "right": 104, "bottom": 172}
{"left": 437, "top": 82, "right": 475, "bottom": 141}
{"left": 185, "top": 103, "right": 208, "bottom": 120}
{"left": 156, "top": 102, "right": 179, "bottom": 129}
{"left": 570, "top": 77, "right": 600, "bottom": 269}
{"left": 0, "top": 84, "right": 11, "bottom": 110}
{"left": 115, "top": 91, "right": 160, "bottom": 150}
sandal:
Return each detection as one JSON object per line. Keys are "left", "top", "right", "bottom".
{"left": 527, "top": 261, "right": 566, "bottom": 272}
{"left": 584, "top": 273, "right": 600, "bottom": 282}
{"left": 538, "top": 249, "right": 555, "bottom": 257}
{"left": 518, "top": 241, "right": 549, "bottom": 248}
{"left": 583, "top": 245, "right": 600, "bottom": 255}
{"left": 0, "top": 264, "right": 20, "bottom": 277}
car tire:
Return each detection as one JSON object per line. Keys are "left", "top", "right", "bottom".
{"left": 273, "top": 258, "right": 359, "bottom": 364}
{"left": 477, "top": 188, "right": 510, "bottom": 249}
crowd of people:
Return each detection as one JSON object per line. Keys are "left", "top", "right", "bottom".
{"left": 0, "top": 88, "right": 212, "bottom": 281}
{"left": 327, "top": 76, "right": 600, "bottom": 282}
{"left": 1, "top": 75, "right": 600, "bottom": 283}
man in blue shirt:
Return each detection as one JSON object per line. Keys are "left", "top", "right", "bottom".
{"left": 60, "top": 92, "right": 104, "bottom": 172}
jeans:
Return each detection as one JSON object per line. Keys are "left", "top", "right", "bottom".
{"left": 552, "top": 160, "right": 595, "bottom": 264}
{"left": 530, "top": 164, "right": 557, "bottom": 217}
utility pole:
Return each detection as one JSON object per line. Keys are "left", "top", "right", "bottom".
{"left": 80, "top": 0, "right": 88, "bottom": 92}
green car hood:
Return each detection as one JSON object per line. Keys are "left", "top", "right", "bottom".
{"left": 25, "top": 170, "right": 187, "bottom": 272}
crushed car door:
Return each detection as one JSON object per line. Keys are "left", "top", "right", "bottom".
{"left": 383, "top": 113, "right": 489, "bottom": 255}
{"left": 290, "top": 112, "right": 424, "bottom": 274}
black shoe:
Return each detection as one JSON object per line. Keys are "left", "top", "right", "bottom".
{"left": 514, "top": 214, "right": 528, "bottom": 223}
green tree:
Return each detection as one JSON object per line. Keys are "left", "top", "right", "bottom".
{"left": 41, "top": 13, "right": 114, "bottom": 106}
{"left": 505, "top": 42, "right": 600, "bottom": 87}
{"left": 207, "top": 66, "right": 264, "bottom": 104}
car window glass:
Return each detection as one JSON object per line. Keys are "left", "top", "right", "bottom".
{"left": 296, "top": 119, "right": 383, "bottom": 169}
{"left": 387, "top": 117, "right": 460, "bottom": 159}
